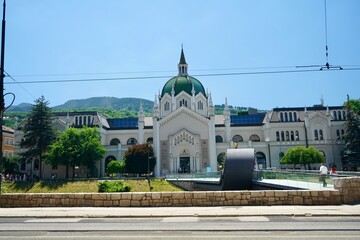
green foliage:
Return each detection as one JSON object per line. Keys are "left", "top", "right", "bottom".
{"left": 217, "top": 153, "right": 225, "bottom": 170}
{"left": 2, "top": 156, "right": 21, "bottom": 175}
{"left": 280, "top": 146, "right": 324, "bottom": 169}
{"left": 106, "top": 160, "right": 126, "bottom": 176}
{"left": 20, "top": 96, "right": 56, "bottom": 178}
{"left": 343, "top": 99, "right": 360, "bottom": 170}
{"left": 3, "top": 112, "right": 28, "bottom": 128}
{"left": 52, "top": 97, "right": 154, "bottom": 117}
{"left": 124, "top": 144, "right": 156, "bottom": 174}
{"left": 45, "top": 127, "right": 106, "bottom": 178}
{"left": 344, "top": 99, "right": 360, "bottom": 115}
{"left": 98, "top": 180, "right": 131, "bottom": 192}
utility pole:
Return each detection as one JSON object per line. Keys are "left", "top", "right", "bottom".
{"left": 0, "top": 0, "right": 6, "bottom": 194}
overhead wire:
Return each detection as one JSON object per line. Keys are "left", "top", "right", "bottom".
{"left": 3, "top": 67, "right": 360, "bottom": 85}
{"left": 4, "top": 70, "right": 36, "bottom": 98}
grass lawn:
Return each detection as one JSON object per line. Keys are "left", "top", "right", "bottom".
{"left": 1, "top": 178, "right": 183, "bottom": 193}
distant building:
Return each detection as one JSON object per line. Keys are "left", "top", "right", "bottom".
{"left": 2, "top": 126, "right": 15, "bottom": 158}
{"left": 14, "top": 49, "right": 347, "bottom": 179}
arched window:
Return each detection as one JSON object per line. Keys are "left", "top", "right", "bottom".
{"left": 232, "top": 135, "right": 243, "bottom": 142}
{"left": 319, "top": 129, "right": 323, "bottom": 140}
{"left": 197, "top": 101, "right": 203, "bottom": 110}
{"left": 343, "top": 111, "right": 346, "bottom": 120}
{"left": 180, "top": 99, "right": 187, "bottom": 107}
{"left": 280, "top": 112, "right": 284, "bottom": 122}
{"left": 281, "top": 131, "right": 285, "bottom": 141}
{"left": 341, "top": 129, "right": 345, "bottom": 139}
{"left": 290, "top": 131, "right": 294, "bottom": 141}
{"left": 75, "top": 116, "right": 78, "bottom": 126}
{"left": 336, "top": 129, "right": 340, "bottom": 140}
{"left": 110, "top": 138, "right": 120, "bottom": 145}
{"left": 286, "top": 131, "right": 289, "bottom": 141}
{"left": 127, "top": 138, "right": 137, "bottom": 145}
{"left": 295, "top": 131, "right": 299, "bottom": 141}
{"left": 289, "top": 112, "right": 293, "bottom": 122}
{"left": 216, "top": 135, "right": 223, "bottom": 143}
{"left": 333, "top": 111, "right": 337, "bottom": 120}
{"left": 338, "top": 111, "right": 342, "bottom": 120}
{"left": 276, "top": 131, "right": 280, "bottom": 141}
{"left": 83, "top": 116, "right": 87, "bottom": 125}
{"left": 249, "top": 134, "right": 260, "bottom": 142}
{"left": 88, "top": 116, "right": 92, "bottom": 125}
{"left": 294, "top": 112, "right": 297, "bottom": 121}
{"left": 164, "top": 102, "right": 170, "bottom": 111}
{"left": 147, "top": 137, "right": 153, "bottom": 144}
{"left": 79, "top": 116, "right": 82, "bottom": 126}
{"left": 284, "top": 112, "right": 288, "bottom": 122}
{"left": 256, "top": 152, "right": 266, "bottom": 170}
{"left": 314, "top": 130, "right": 319, "bottom": 140}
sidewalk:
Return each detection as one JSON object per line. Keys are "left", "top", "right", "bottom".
{"left": 0, "top": 205, "right": 359, "bottom": 218}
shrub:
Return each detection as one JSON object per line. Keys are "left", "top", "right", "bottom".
{"left": 98, "top": 180, "right": 131, "bottom": 192}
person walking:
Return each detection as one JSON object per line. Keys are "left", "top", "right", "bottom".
{"left": 330, "top": 165, "right": 337, "bottom": 175}
{"left": 319, "top": 163, "right": 328, "bottom": 187}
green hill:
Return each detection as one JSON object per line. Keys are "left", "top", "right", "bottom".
{"left": 52, "top": 97, "right": 154, "bottom": 112}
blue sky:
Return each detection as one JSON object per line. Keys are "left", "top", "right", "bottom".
{"left": 3, "top": 0, "right": 360, "bottom": 110}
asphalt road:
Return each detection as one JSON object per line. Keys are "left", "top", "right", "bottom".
{"left": 0, "top": 216, "right": 359, "bottom": 240}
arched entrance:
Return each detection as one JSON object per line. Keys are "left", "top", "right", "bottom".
{"left": 217, "top": 152, "right": 226, "bottom": 171}
{"left": 105, "top": 156, "right": 116, "bottom": 175}
{"left": 179, "top": 157, "right": 190, "bottom": 173}
{"left": 256, "top": 152, "right": 266, "bottom": 170}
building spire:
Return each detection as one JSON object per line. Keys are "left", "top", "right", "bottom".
{"left": 178, "top": 46, "right": 188, "bottom": 76}
{"left": 179, "top": 45, "right": 187, "bottom": 64}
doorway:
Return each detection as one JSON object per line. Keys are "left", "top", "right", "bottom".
{"left": 179, "top": 157, "right": 190, "bottom": 173}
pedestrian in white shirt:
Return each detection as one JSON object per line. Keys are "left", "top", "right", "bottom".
{"left": 319, "top": 163, "right": 328, "bottom": 187}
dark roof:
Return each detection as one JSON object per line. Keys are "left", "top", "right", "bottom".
{"left": 273, "top": 106, "right": 345, "bottom": 111}
{"left": 107, "top": 118, "right": 138, "bottom": 129}
{"left": 230, "top": 114, "right": 265, "bottom": 126}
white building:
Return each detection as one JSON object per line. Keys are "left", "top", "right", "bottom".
{"left": 15, "top": 49, "right": 347, "bottom": 179}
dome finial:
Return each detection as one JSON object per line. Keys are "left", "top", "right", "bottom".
{"left": 179, "top": 46, "right": 187, "bottom": 65}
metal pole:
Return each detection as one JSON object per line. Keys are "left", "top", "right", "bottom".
{"left": 0, "top": 0, "right": 6, "bottom": 194}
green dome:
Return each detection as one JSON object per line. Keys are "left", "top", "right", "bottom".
{"left": 161, "top": 75, "right": 206, "bottom": 97}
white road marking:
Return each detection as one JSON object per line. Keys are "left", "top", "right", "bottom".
{"left": 24, "top": 218, "right": 82, "bottom": 223}
{"left": 237, "top": 216, "right": 270, "bottom": 222}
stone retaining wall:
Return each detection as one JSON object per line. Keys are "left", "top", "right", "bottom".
{"left": 1, "top": 177, "right": 359, "bottom": 207}
{"left": 0, "top": 190, "right": 340, "bottom": 207}
{"left": 334, "top": 176, "right": 360, "bottom": 204}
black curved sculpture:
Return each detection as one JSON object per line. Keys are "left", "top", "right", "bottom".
{"left": 221, "top": 148, "right": 255, "bottom": 190}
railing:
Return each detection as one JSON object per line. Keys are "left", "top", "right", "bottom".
{"left": 252, "top": 169, "right": 359, "bottom": 189}
{"left": 166, "top": 171, "right": 222, "bottom": 181}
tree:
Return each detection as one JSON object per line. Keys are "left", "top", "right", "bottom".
{"left": 124, "top": 144, "right": 156, "bottom": 174}
{"left": 106, "top": 160, "right": 126, "bottom": 177}
{"left": 280, "top": 146, "right": 324, "bottom": 169}
{"left": 45, "top": 127, "right": 106, "bottom": 178}
{"left": 344, "top": 99, "right": 360, "bottom": 115}
{"left": 2, "top": 155, "right": 21, "bottom": 175}
{"left": 20, "top": 96, "right": 55, "bottom": 178}
{"left": 342, "top": 97, "right": 360, "bottom": 170}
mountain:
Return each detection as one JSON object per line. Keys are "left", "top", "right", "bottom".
{"left": 8, "top": 103, "right": 33, "bottom": 112}
{"left": 52, "top": 97, "right": 154, "bottom": 112}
